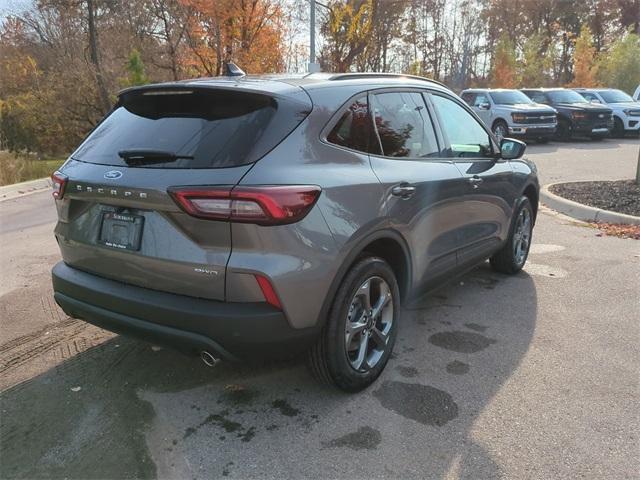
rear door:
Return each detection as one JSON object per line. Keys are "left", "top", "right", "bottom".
{"left": 428, "top": 92, "right": 516, "bottom": 267}
{"left": 55, "top": 86, "right": 311, "bottom": 300}
{"left": 367, "top": 90, "right": 466, "bottom": 291}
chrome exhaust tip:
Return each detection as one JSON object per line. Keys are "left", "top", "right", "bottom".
{"left": 201, "top": 350, "right": 220, "bottom": 367}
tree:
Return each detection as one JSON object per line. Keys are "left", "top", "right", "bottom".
{"left": 489, "top": 34, "right": 518, "bottom": 87}
{"left": 597, "top": 32, "right": 640, "bottom": 94}
{"left": 569, "top": 25, "right": 599, "bottom": 87}
{"left": 519, "top": 34, "right": 553, "bottom": 87}
{"left": 123, "top": 49, "right": 148, "bottom": 86}
{"left": 181, "top": 0, "right": 285, "bottom": 76}
{"left": 319, "top": 0, "right": 376, "bottom": 72}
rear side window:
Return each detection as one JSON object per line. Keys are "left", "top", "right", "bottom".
{"left": 327, "top": 95, "right": 374, "bottom": 153}
{"left": 370, "top": 92, "right": 439, "bottom": 158}
{"left": 72, "top": 88, "right": 310, "bottom": 169}
{"left": 431, "top": 94, "right": 493, "bottom": 158}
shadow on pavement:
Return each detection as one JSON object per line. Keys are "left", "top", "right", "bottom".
{"left": 0, "top": 263, "right": 537, "bottom": 479}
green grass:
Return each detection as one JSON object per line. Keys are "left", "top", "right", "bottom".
{"left": 0, "top": 151, "right": 66, "bottom": 186}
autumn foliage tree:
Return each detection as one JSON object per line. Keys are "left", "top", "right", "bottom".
{"left": 319, "top": 0, "right": 376, "bottom": 72}
{"left": 569, "top": 25, "right": 599, "bottom": 87}
{"left": 489, "top": 34, "right": 518, "bottom": 88}
{"left": 180, "top": 0, "right": 285, "bottom": 76}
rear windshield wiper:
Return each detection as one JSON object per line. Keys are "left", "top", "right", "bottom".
{"left": 117, "top": 149, "right": 194, "bottom": 166}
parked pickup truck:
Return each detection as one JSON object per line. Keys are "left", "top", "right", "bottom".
{"left": 573, "top": 88, "right": 640, "bottom": 137}
{"left": 460, "top": 88, "right": 557, "bottom": 143}
{"left": 521, "top": 88, "right": 613, "bottom": 140}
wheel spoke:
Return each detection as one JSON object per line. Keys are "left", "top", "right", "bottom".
{"left": 358, "top": 281, "right": 372, "bottom": 311}
{"left": 370, "top": 282, "right": 391, "bottom": 320}
{"left": 370, "top": 326, "right": 388, "bottom": 348}
{"left": 345, "top": 315, "right": 367, "bottom": 348}
{"left": 352, "top": 330, "right": 370, "bottom": 370}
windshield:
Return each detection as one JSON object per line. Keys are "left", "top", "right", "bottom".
{"left": 71, "top": 88, "right": 309, "bottom": 169}
{"left": 547, "top": 90, "right": 589, "bottom": 104}
{"left": 489, "top": 91, "right": 534, "bottom": 105}
{"left": 599, "top": 90, "right": 634, "bottom": 103}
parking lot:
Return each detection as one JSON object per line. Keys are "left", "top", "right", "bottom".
{"left": 1, "top": 138, "right": 638, "bottom": 479}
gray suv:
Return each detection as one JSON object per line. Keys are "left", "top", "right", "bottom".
{"left": 461, "top": 88, "right": 557, "bottom": 142}
{"left": 51, "top": 71, "right": 539, "bottom": 391}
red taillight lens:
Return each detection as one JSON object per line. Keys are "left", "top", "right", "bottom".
{"left": 51, "top": 171, "right": 67, "bottom": 199}
{"left": 168, "top": 185, "right": 321, "bottom": 225}
{"left": 254, "top": 274, "right": 282, "bottom": 309}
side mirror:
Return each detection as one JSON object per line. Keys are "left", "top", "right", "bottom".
{"left": 590, "top": 99, "right": 602, "bottom": 104}
{"left": 500, "top": 138, "right": 526, "bottom": 160}
{"left": 479, "top": 102, "right": 491, "bottom": 110}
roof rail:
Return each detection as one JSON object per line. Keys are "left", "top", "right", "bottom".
{"left": 328, "top": 73, "right": 449, "bottom": 89}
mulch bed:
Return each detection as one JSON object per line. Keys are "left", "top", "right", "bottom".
{"left": 550, "top": 180, "right": 640, "bottom": 217}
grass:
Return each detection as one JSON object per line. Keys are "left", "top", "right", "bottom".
{"left": 0, "top": 151, "right": 66, "bottom": 186}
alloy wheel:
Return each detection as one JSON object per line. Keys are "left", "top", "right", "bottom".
{"left": 513, "top": 207, "right": 532, "bottom": 266}
{"left": 344, "top": 276, "right": 394, "bottom": 372}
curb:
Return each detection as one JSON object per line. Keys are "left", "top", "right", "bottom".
{"left": 541, "top": 182, "right": 640, "bottom": 226}
{"left": 0, "top": 177, "right": 52, "bottom": 202}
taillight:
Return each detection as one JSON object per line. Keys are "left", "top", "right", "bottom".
{"left": 168, "top": 185, "right": 321, "bottom": 225}
{"left": 51, "top": 171, "right": 67, "bottom": 199}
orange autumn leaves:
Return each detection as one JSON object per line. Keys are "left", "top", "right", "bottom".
{"left": 180, "top": 0, "right": 285, "bottom": 76}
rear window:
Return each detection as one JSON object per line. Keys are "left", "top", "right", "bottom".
{"left": 71, "top": 88, "right": 310, "bottom": 169}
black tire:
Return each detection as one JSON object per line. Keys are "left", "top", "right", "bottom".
{"left": 307, "top": 256, "right": 400, "bottom": 392}
{"left": 492, "top": 120, "right": 508, "bottom": 142}
{"left": 556, "top": 118, "right": 572, "bottom": 141}
{"left": 612, "top": 117, "right": 625, "bottom": 138}
{"left": 490, "top": 197, "right": 534, "bottom": 275}
{"left": 536, "top": 137, "right": 549, "bottom": 144}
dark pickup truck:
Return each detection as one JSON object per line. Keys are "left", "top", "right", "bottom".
{"left": 521, "top": 88, "right": 613, "bottom": 140}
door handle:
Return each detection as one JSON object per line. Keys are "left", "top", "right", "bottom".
{"left": 468, "top": 176, "right": 483, "bottom": 189}
{"left": 391, "top": 183, "right": 416, "bottom": 199}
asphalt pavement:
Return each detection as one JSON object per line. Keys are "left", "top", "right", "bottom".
{"left": 0, "top": 138, "right": 638, "bottom": 479}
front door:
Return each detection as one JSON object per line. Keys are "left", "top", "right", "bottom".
{"left": 429, "top": 93, "right": 516, "bottom": 268}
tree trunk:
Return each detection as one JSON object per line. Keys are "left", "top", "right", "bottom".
{"left": 87, "top": 0, "right": 111, "bottom": 114}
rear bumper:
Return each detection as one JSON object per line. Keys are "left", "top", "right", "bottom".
{"left": 52, "top": 262, "right": 318, "bottom": 361}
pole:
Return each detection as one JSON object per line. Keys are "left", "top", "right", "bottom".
{"left": 308, "top": 0, "right": 320, "bottom": 72}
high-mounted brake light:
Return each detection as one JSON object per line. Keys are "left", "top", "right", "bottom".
{"left": 51, "top": 171, "right": 68, "bottom": 199}
{"left": 168, "top": 185, "right": 321, "bottom": 226}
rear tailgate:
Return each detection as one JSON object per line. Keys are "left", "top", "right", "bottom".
{"left": 54, "top": 84, "right": 311, "bottom": 301}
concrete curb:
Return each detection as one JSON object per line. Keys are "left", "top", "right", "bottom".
{"left": 541, "top": 182, "right": 640, "bottom": 226}
{"left": 0, "top": 177, "right": 51, "bottom": 202}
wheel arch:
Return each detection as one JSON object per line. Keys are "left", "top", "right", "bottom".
{"left": 315, "top": 229, "right": 412, "bottom": 328}
{"left": 492, "top": 117, "right": 508, "bottom": 130}
{"left": 522, "top": 183, "right": 539, "bottom": 223}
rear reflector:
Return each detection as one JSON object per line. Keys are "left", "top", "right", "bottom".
{"left": 168, "top": 185, "right": 321, "bottom": 225}
{"left": 51, "top": 171, "right": 68, "bottom": 199}
{"left": 254, "top": 274, "right": 282, "bottom": 309}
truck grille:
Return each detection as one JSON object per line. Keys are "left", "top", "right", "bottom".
{"left": 521, "top": 113, "right": 557, "bottom": 125}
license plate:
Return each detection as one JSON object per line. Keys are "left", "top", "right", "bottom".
{"left": 99, "top": 212, "right": 144, "bottom": 251}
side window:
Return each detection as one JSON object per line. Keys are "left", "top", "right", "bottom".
{"left": 461, "top": 92, "right": 475, "bottom": 106}
{"left": 473, "top": 93, "right": 489, "bottom": 107}
{"left": 370, "top": 92, "right": 439, "bottom": 158}
{"left": 327, "top": 95, "right": 373, "bottom": 153}
{"left": 431, "top": 94, "right": 493, "bottom": 158}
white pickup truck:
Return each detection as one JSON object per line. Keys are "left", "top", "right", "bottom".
{"left": 461, "top": 88, "right": 558, "bottom": 143}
